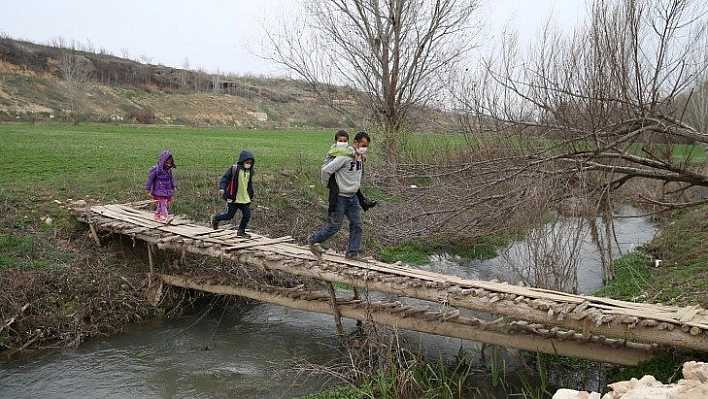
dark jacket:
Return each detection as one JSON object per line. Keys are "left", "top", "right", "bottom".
{"left": 219, "top": 150, "right": 255, "bottom": 202}
{"left": 145, "top": 150, "right": 177, "bottom": 197}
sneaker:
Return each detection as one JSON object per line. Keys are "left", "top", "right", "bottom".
{"left": 210, "top": 215, "right": 219, "bottom": 230}
{"left": 308, "top": 240, "right": 324, "bottom": 259}
{"left": 344, "top": 253, "right": 363, "bottom": 261}
{"left": 164, "top": 215, "right": 174, "bottom": 224}
{"left": 236, "top": 230, "right": 251, "bottom": 238}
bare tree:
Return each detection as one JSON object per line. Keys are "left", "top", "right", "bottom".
{"left": 59, "top": 51, "right": 95, "bottom": 124}
{"left": 264, "top": 0, "right": 482, "bottom": 159}
{"left": 366, "top": 0, "right": 708, "bottom": 284}
{"left": 472, "top": 0, "right": 708, "bottom": 207}
{"left": 681, "top": 41, "right": 708, "bottom": 136}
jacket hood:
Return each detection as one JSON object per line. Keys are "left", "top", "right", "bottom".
{"left": 158, "top": 150, "right": 176, "bottom": 169}
{"left": 237, "top": 150, "right": 255, "bottom": 165}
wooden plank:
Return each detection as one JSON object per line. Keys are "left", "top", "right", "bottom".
{"left": 224, "top": 236, "right": 294, "bottom": 251}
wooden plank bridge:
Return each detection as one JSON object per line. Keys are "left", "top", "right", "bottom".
{"left": 71, "top": 202, "right": 708, "bottom": 366}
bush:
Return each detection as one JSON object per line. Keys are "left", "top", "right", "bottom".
{"left": 127, "top": 108, "right": 156, "bottom": 124}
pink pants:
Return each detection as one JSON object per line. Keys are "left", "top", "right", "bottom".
{"left": 152, "top": 196, "right": 171, "bottom": 218}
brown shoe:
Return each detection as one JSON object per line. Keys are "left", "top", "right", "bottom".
{"left": 308, "top": 240, "right": 324, "bottom": 260}
{"left": 344, "top": 253, "right": 363, "bottom": 261}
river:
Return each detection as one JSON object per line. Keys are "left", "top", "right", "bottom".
{"left": 0, "top": 208, "right": 657, "bottom": 398}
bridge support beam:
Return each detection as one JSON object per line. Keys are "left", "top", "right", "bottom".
{"left": 325, "top": 282, "right": 344, "bottom": 336}
{"left": 234, "top": 252, "right": 708, "bottom": 353}
{"left": 88, "top": 223, "right": 102, "bottom": 246}
{"left": 158, "top": 274, "right": 657, "bottom": 366}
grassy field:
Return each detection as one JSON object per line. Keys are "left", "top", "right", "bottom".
{"left": 0, "top": 123, "right": 348, "bottom": 269}
{"left": 0, "top": 123, "right": 336, "bottom": 196}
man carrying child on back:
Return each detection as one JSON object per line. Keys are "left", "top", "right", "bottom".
{"left": 323, "top": 130, "right": 377, "bottom": 222}
{"left": 309, "top": 131, "right": 374, "bottom": 261}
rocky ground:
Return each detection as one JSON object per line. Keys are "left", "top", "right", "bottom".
{"left": 554, "top": 361, "right": 708, "bottom": 398}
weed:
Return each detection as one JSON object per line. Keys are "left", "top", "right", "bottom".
{"left": 593, "top": 253, "right": 650, "bottom": 301}
{"left": 516, "top": 354, "right": 551, "bottom": 399}
{"left": 418, "top": 353, "right": 478, "bottom": 398}
{"left": 488, "top": 347, "right": 508, "bottom": 390}
{"left": 606, "top": 354, "right": 683, "bottom": 385}
{"left": 298, "top": 385, "right": 362, "bottom": 399}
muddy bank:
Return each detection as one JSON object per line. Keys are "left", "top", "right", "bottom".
{"left": 1, "top": 235, "right": 166, "bottom": 352}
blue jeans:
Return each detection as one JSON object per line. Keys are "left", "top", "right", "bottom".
{"left": 215, "top": 202, "right": 251, "bottom": 231}
{"left": 310, "top": 195, "right": 362, "bottom": 256}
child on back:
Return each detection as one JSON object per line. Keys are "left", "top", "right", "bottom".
{"left": 144, "top": 150, "right": 177, "bottom": 222}
{"left": 323, "top": 130, "right": 376, "bottom": 218}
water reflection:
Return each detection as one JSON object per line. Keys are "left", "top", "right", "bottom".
{"left": 425, "top": 204, "right": 658, "bottom": 294}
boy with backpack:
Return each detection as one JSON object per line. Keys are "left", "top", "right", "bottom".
{"left": 211, "top": 150, "right": 255, "bottom": 237}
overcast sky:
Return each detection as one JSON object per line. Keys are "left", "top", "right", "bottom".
{"left": 0, "top": 0, "right": 587, "bottom": 77}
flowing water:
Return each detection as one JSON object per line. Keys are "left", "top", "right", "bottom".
{"left": 0, "top": 300, "right": 481, "bottom": 398}
{"left": 0, "top": 208, "right": 658, "bottom": 398}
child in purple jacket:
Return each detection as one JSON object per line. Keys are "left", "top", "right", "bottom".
{"left": 144, "top": 150, "right": 177, "bottom": 222}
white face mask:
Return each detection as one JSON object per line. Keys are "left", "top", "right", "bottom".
{"left": 356, "top": 147, "right": 368, "bottom": 155}
{"left": 243, "top": 163, "right": 252, "bottom": 169}
{"left": 335, "top": 142, "right": 349, "bottom": 148}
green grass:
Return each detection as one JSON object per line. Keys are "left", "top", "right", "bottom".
{"left": 0, "top": 123, "right": 344, "bottom": 269}
{"left": 593, "top": 252, "right": 651, "bottom": 301}
{"left": 0, "top": 123, "right": 335, "bottom": 193}
{"left": 378, "top": 237, "right": 504, "bottom": 266}
{"left": 298, "top": 386, "right": 362, "bottom": 399}
{"left": 642, "top": 207, "right": 708, "bottom": 307}
{"left": 0, "top": 122, "right": 351, "bottom": 219}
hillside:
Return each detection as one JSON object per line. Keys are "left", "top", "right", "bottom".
{"left": 0, "top": 37, "right": 364, "bottom": 128}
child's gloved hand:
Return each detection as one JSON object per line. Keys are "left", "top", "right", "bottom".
{"left": 361, "top": 197, "right": 378, "bottom": 211}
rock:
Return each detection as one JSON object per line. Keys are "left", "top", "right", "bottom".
{"left": 554, "top": 362, "right": 708, "bottom": 399}
{"left": 552, "top": 389, "right": 601, "bottom": 399}
{"left": 683, "top": 360, "right": 708, "bottom": 383}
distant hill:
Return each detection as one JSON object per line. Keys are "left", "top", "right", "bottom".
{"left": 0, "top": 37, "right": 365, "bottom": 128}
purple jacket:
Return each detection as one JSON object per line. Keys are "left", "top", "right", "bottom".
{"left": 145, "top": 150, "right": 177, "bottom": 197}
